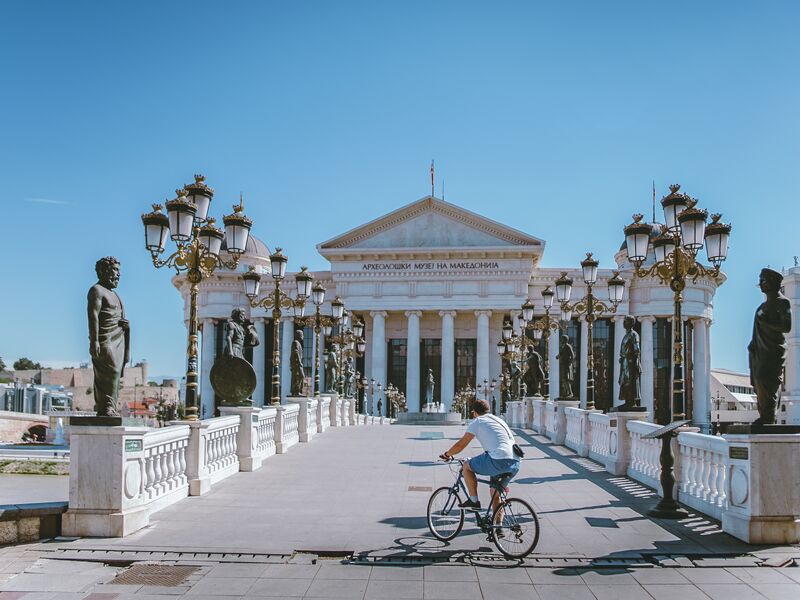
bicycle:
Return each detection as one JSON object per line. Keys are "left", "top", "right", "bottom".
{"left": 426, "top": 457, "right": 540, "bottom": 559}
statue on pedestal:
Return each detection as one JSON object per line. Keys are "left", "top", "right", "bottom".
{"left": 557, "top": 334, "right": 575, "bottom": 399}
{"left": 290, "top": 329, "right": 305, "bottom": 397}
{"left": 508, "top": 356, "right": 522, "bottom": 400}
{"left": 522, "top": 345, "right": 544, "bottom": 397}
{"left": 87, "top": 256, "right": 129, "bottom": 417}
{"left": 749, "top": 268, "right": 792, "bottom": 425}
{"left": 342, "top": 355, "right": 355, "bottom": 398}
{"left": 618, "top": 316, "right": 642, "bottom": 410}
{"left": 425, "top": 368, "right": 435, "bottom": 405}
{"left": 325, "top": 344, "right": 339, "bottom": 393}
{"left": 211, "top": 308, "right": 259, "bottom": 406}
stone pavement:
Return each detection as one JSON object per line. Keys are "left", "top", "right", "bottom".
{"left": 0, "top": 424, "right": 798, "bottom": 598}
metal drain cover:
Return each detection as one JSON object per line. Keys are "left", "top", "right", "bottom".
{"left": 110, "top": 564, "right": 198, "bottom": 586}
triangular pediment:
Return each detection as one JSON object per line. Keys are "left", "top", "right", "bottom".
{"left": 318, "top": 196, "right": 544, "bottom": 254}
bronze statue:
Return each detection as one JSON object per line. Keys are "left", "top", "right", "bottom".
{"left": 212, "top": 308, "right": 259, "bottom": 406}
{"left": 522, "top": 345, "right": 544, "bottom": 397}
{"left": 557, "top": 334, "right": 575, "bottom": 399}
{"left": 748, "top": 268, "right": 792, "bottom": 425}
{"left": 325, "top": 345, "right": 339, "bottom": 393}
{"left": 425, "top": 368, "right": 435, "bottom": 405}
{"left": 342, "top": 355, "right": 355, "bottom": 398}
{"left": 508, "top": 356, "right": 522, "bottom": 400}
{"left": 290, "top": 329, "right": 305, "bottom": 397}
{"left": 618, "top": 316, "right": 642, "bottom": 410}
{"left": 224, "top": 308, "right": 259, "bottom": 358}
{"left": 88, "top": 257, "right": 129, "bottom": 417}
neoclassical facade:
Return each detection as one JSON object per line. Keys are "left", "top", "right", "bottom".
{"left": 176, "top": 196, "right": 721, "bottom": 428}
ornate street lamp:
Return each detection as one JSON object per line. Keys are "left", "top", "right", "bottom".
{"left": 623, "top": 184, "right": 731, "bottom": 423}
{"left": 327, "top": 304, "right": 366, "bottom": 399}
{"left": 557, "top": 254, "right": 625, "bottom": 410}
{"left": 242, "top": 249, "right": 310, "bottom": 405}
{"left": 294, "top": 281, "right": 338, "bottom": 398}
{"left": 623, "top": 184, "right": 730, "bottom": 521}
{"left": 527, "top": 286, "right": 561, "bottom": 399}
{"left": 141, "top": 175, "right": 253, "bottom": 421}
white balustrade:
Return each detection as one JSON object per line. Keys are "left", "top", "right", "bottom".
{"left": 141, "top": 426, "right": 189, "bottom": 505}
{"left": 318, "top": 397, "right": 331, "bottom": 432}
{"left": 627, "top": 420, "right": 662, "bottom": 492}
{"left": 588, "top": 412, "right": 611, "bottom": 463}
{"left": 677, "top": 431, "right": 728, "bottom": 520}
{"left": 565, "top": 407, "right": 585, "bottom": 454}
{"left": 532, "top": 398, "right": 547, "bottom": 434}
{"left": 276, "top": 404, "right": 300, "bottom": 453}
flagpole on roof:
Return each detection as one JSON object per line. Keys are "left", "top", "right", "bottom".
{"left": 430, "top": 160, "right": 435, "bottom": 198}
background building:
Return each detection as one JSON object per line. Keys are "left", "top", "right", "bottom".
{"left": 179, "top": 195, "right": 723, "bottom": 430}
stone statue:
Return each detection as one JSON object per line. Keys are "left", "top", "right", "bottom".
{"left": 325, "top": 345, "right": 339, "bottom": 393}
{"left": 377, "top": 397, "right": 383, "bottom": 417}
{"left": 212, "top": 308, "right": 259, "bottom": 406}
{"left": 522, "top": 345, "right": 544, "bottom": 397}
{"left": 224, "top": 308, "right": 259, "bottom": 358}
{"left": 342, "top": 356, "right": 355, "bottom": 398}
{"left": 508, "top": 356, "right": 522, "bottom": 400}
{"left": 748, "top": 268, "right": 792, "bottom": 425}
{"left": 425, "top": 368, "right": 435, "bottom": 405}
{"left": 618, "top": 316, "right": 642, "bottom": 410}
{"left": 290, "top": 329, "right": 305, "bottom": 397}
{"left": 88, "top": 256, "right": 129, "bottom": 417}
{"left": 557, "top": 334, "right": 575, "bottom": 399}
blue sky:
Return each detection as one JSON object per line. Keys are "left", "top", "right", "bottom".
{"left": 1, "top": 1, "right": 798, "bottom": 377}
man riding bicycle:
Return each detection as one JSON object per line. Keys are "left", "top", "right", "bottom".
{"left": 440, "top": 399, "right": 520, "bottom": 512}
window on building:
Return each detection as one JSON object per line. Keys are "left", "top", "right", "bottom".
{"left": 454, "top": 339, "right": 477, "bottom": 396}
{"left": 684, "top": 320, "right": 694, "bottom": 421}
{"left": 592, "top": 318, "right": 614, "bottom": 412}
{"left": 653, "top": 318, "right": 672, "bottom": 424}
{"left": 387, "top": 339, "right": 407, "bottom": 396}
{"left": 301, "top": 325, "right": 314, "bottom": 376}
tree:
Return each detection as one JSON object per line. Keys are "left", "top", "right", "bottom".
{"left": 13, "top": 357, "right": 42, "bottom": 370}
{"left": 0, "top": 357, "right": 5, "bottom": 371}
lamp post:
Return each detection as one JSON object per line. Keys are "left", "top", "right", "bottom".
{"left": 141, "top": 175, "right": 253, "bottom": 421}
{"left": 527, "top": 288, "right": 561, "bottom": 399}
{"left": 294, "top": 281, "right": 338, "bottom": 398}
{"left": 242, "top": 249, "right": 311, "bottom": 405}
{"left": 327, "top": 307, "right": 366, "bottom": 399}
{"left": 555, "top": 254, "right": 625, "bottom": 411}
{"left": 623, "top": 184, "right": 731, "bottom": 424}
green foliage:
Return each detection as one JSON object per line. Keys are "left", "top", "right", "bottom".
{"left": 13, "top": 357, "right": 42, "bottom": 370}
{"left": 0, "top": 356, "right": 5, "bottom": 371}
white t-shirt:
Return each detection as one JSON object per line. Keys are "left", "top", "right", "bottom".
{"left": 466, "top": 415, "right": 515, "bottom": 460}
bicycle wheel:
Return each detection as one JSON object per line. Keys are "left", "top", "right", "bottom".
{"left": 490, "top": 497, "right": 539, "bottom": 558}
{"left": 427, "top": 486, "right": 465, "bottom": 541}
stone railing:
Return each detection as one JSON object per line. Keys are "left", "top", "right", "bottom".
{"left": 276, "top": 404, "right": 300, "bottom": 453}
{"left": 588, "top": 412, "right": 611, "bottom": 463}
{"left": 532, "top": 398, "right": 547, "bottom": 434}
{"left": 627, "top": 420, "right": 662, "bottom": 492}
{"left": 186, "top": 415, "right": 240, "bottom": 495}
{"left": 340, "top": 399, "right": 350, "bottom": 426}
{"left": 219, "top": 406, "right": 276, "bottom": 472}
{"left": 140, "top": 425, "right": 190, "bottom": 504}
{"left": 287, "top": 398, "right": 317, "bottom": 443}
{"left": 564, "top": 406, "right": 595, "bottom": 457}
{"left": 677, "top": 431, "right": 728, "bottom": 521}
{"left": 318, "top": 397, "right": 331, "bottom": 432}
{"left": 255, "top": 408, "right": 277, "bottom": 459}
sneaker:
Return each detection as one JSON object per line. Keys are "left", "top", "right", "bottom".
{"left": 495, "top": 528, "right": 505, "bottom": 539}
{"left": 458, "top": 498, "right": 481, "bottom": 511}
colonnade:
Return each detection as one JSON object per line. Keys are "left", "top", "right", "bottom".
{"left": 196, "top": 311, "right": 712, "bottom": 427}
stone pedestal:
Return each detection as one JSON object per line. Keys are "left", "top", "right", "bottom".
{"left": 546, "top": 400, "right": 579, "bottom": 445}
{"left": 219, "top": 406, "right": 263, "bottom": 472}
{"left": 340, "top": 399, "right": 351, "bottom": 426}
{"left": 287, "top": 397, "right": 316, "bottom": 442}
{"left": 604, "top": 411, "right": 650, "bottom": 475}
{"left": 532, "top": 398, "right": 547, "bottom": 434}
{"left": 324, "top": 393, "right": 341, "bottom": 427}
{"left": 185, "top": 420, "right": 213, "bottom": 496}
{"left": 721, "top": 433, "right": 800, "bottom": 544}
{"left": 348, "top": 398, "right": 357, "bottom": 425}
{"left": 524, "top": 396, "right": 540, "bottom": 429}
{"left": 506, "top": 401, "right": 523, "bottom": 428}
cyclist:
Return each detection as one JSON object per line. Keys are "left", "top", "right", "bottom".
{"left": 439, "top": 399, "right": 520, "bottom": 512}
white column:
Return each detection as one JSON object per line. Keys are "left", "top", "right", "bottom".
{"left": 406, "top": 311, "right": 422, "bottom": 411}
{"left": 579, "top": 318, "right": 589, "bottom": 407}
{"left": 252, "top": 318, "right": 267, "bottom": 406}
{"left": 548, "top": 328, "right": 559, "bottom": 399}
{"left": 281, "top": 317, "right": 293, "bottom": 402}
{"left": 370, "top": 311, "right": 387, "bottom": 388}
{"left": 200, "top": 318, "right": 216, "bottom": 419}
{"left": 692, "top": 318, "right": 710, "bottom": 432}
{"left": 475, "top": 311, "right": 492, "bottom": 386}
{"left": 640, "top": 316, "right": 655, "bottom": 419}
{"left": 512, "top": 313, "right": 522, "bottom": 336}
{"left": 440, "top": 311, "right": 456, "bottom": 410}
{"left": 612, "top": 316, "right": 625, "bottom": 407}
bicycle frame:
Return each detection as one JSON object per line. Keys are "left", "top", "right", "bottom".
{"left": 448, "top": 461, "right": 507, "bottom": 531}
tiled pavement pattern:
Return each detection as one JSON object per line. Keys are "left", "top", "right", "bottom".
{"left": 1, "top": 424, "right": 799, "bottom": 598}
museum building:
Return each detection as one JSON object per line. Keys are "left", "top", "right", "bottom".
{"left": 176, "top": 195, "right": 720, "bottom": 428}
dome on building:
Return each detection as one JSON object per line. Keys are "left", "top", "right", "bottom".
{"left": 618, "top": 222, "right": 662, "bottom": 252}
{"left": 222, "top": 233, "right": 271, "bottom": 259}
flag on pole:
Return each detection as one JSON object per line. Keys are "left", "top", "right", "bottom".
{"left": 430, "top": 160, "right": 435, "bottom": 197}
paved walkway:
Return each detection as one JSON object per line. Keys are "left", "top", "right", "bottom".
{"left": 0, "top": 424, "right": 798, "bottom": 599}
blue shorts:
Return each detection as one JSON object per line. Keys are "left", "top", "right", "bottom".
{"left": 468, "top": 452, "right": 520, "bottom": 486}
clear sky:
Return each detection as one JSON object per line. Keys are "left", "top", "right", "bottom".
{"left": 1, "top": 1, "right": 798, "bottom": 378}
